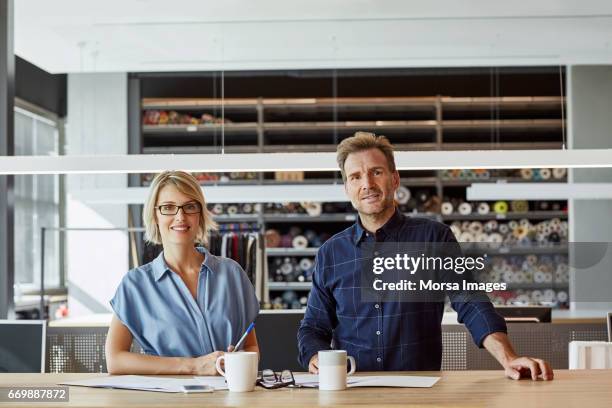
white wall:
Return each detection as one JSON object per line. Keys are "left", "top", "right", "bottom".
{"left": 65, "top": 73, "right": 128, "bottom": 317}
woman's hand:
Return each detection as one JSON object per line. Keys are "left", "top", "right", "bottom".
{"left": 192, "top": 351, "right": 224, "bottom": 375}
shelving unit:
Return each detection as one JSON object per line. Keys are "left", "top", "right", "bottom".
{"left": 441, "top": 211, "right": 567, "bottom": 221}
{"left": 140, "top": 95, "right": 564, "bottom": 153}
{"left": 132, "top": 69, "right": 568, "bottom": 310}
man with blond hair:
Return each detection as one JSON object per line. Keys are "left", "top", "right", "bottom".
{"left": 298, "top": 132, "right": 553, "bottom": 380}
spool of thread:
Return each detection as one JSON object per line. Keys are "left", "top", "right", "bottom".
{"left": 519, "top": 218, "right": 531, "bottom": 229}
{"left": 241, "top": 203, "right": 253, "bottom": 214}
{"left": 534, "top": 271, "right": 546, "bottom": 283}
{"left": 513, "top": 226, "right": 528, "bottom": 240}
{"left": 292, "top": 235, "right": 309, "bottom": 249}
{"left": 279, "top": 234, "right": 293, "bottom": 248}
{"left": 493, "top": 201, "right": 509, "bottom": 214}
{"left": 477, "top": 202, "right": 490, "bottom": 215}
{"left": 282, "top": 290, "right": 297, "bottom": 305}
{"left": 280, "top": 262, "right": 293, "bottom": 276}
{"left": 484, "top": 220, "right": 498, "bottom": 233}
{"left": 543, "top": 272, "right": 553, "bottom": 284}
{"left": 539, "top": 168, "right": 552, "bottom": 180}
{"left": 552, "top": 168, "right": 567, "bottom": 179}
{"left": 469, "top": 221, "right": 484, "bottom": 234}
{"left": 503, "top": 270, "right": 516, "bottom": 283}
{"left": 520, "top": 169, "right": 533, "bottom": 180}
{"left": 510, "top": 200, "right": 529, "bottom": 213}
{"left": 556, "top": 291, "right": 568, "bottom": 303}
{"left": 459, "top": 232, "right": 475, "bottom": 243}
{"left": 537, "top": 201, "right": 550, "bottom": 211}
{"left": 543, "top": 289, "right": 556, "bottom": 303}
{"left": 488, "top": 233, "right": 503, "bottom": 243}
{"left": 303, "top": 202, "right": 322, "bottom": 217}
{"left": 532, "top": 169, "right": 542, "bottom": 181}
{"left": 227, "top": 205, "right": 239, "bottom": 215}
{"left": 415, "top": 190, "right": 430, "bottom": 203}
{"left": 526, "top": 255, "right": 538, "bottom": 266}
{"left": 299, "top": 258, "right": 314, "bottom": 272}
{"left": 441, "top": 202, "right": 454, "bottom": 215}
{"left": 458, "top": 202, "right": 472, "bottom": 215}
{"left": 265, "top": 229, "right": 281, "bottom": 247}
{"left": 475, "top": 233, "right": 488, "bottom": 242}
{"left": 211, "top": 203, "right": 224, "bottom": 215}
{"left": 395, "top": 186, "right": 411, "bottom": 205}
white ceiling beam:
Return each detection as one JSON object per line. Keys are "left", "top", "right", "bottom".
{"left": 1, "top": 149, "right": 612, "bottom": 175}
{"left": 467, "top": 182, "right": 612, "bottom": 200}
{"left": 71, "top": 184, "right": 348, "bottom": 204}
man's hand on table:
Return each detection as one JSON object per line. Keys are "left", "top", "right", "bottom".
{"left": 483, "top": 332, "right": 554, "bottom": 381}
{"left": 504, "top": 356, "right": 554, "bottom": 381}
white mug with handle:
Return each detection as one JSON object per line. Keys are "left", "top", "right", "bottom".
{"left": 318, "top": 350, "right": 356, "bottom": 391}
{"left": 215, "top": 351, "right": 258, "bottom": 392}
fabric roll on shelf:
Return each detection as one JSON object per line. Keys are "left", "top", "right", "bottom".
{"left": 265, "top": 227, "right": 331, "bottom": 248}
{"left": 395, "top": 186, "right": 411, "bottom": 205}
{"left": 458, "top": 202, "right": 472, "bottom": 215}
{"left": 292, "top": 235, "right": 309, "bottom": 249}
{"left": 552, "top": 168, "right": 567, "bottom": 179}
{"left": 265, "top": 229, "right": 281, "bottom": 248}
{"left": 269, "top": 256, "right": 314, "bottom": 283}
{"left": 510, "top": 200, "right": 529, "bottom": 213}
{"left": 441, "top": 202, "right": 454, "bottom": 215}
{"left": 476, "top": 202, "right": 490, "bottom": 215}
{"left": 450, "top": 218, "right": 568, "bottom": 245}
{"left": 493, "top": 201, "right": 509, "bottom": 214}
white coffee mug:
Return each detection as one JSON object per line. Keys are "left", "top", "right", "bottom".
{"left": 215, "top": 352, "right": 258, "bottom": 392}
{"left": 318, "top": 350, "right": 356, "bottom": 391}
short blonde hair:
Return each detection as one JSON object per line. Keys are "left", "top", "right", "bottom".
{"left": 143, "top": 171, "right": 218, "bottom": 245}
{"left": 336, "top": 131, "right": 396, "bottom": 181}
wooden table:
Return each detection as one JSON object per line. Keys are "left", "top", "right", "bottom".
{"left": 1, "top": 371, "right": 611, "bottom": 408}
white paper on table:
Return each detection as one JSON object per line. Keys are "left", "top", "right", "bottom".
{"left": 293, "top": 374, "right": 319, "bottom": 388}
{"left": 293, "top": 374, "right": 439, "bottom": 388}
{"left": 347, "top": 376, "right": 440, "bottom": 388}
{"left": 59, "top": 375, "right": 220, "bottom": 393}
{"left": 194, "top": 376, "right": 229, "bottom": 390}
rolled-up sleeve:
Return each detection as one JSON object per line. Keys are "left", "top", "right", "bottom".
{"left": 297, "top": 248, "right": 337, "bottom": 368}
{"left": 109, "top": 270, "right": 152, "bottom": 352}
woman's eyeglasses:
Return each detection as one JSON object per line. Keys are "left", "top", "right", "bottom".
{"left": 157, "top": 203, "right": 201, "bottom": 215}
{"left": 256, "top": 369, "right": 297, "bottom": 389}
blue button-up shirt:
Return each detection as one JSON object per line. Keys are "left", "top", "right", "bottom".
{"left": 298, "top": 209, "right": 507, "bottom": 371}
{"left": 110, "top": 247, "right": 259, "bottom": 357}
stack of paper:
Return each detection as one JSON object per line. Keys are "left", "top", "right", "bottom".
{"left": 60, "top": 375, "right": 228, "bottom": 393}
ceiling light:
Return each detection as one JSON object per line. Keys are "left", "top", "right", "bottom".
{"left": 1, "top": 149, "right": 611, "bottom": 175}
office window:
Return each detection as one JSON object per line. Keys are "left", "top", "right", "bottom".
{"left": 13, "top": 106, "right": 61, "bottom": 294}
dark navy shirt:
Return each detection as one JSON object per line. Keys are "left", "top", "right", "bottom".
{"left": 297, "top": 209, "right": 507, "bottom": 371}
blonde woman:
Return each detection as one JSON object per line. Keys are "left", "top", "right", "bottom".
{"left": 106, "top": 171, "right": 259, "bottom": 375}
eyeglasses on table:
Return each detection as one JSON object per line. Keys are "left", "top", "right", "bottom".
{"left": 256, "top": 369, "right": 300, "bottom": 389}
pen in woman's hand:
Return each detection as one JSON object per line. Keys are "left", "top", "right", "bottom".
{"left": 232, "top": 322, "right": 255, "bottom": 352}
